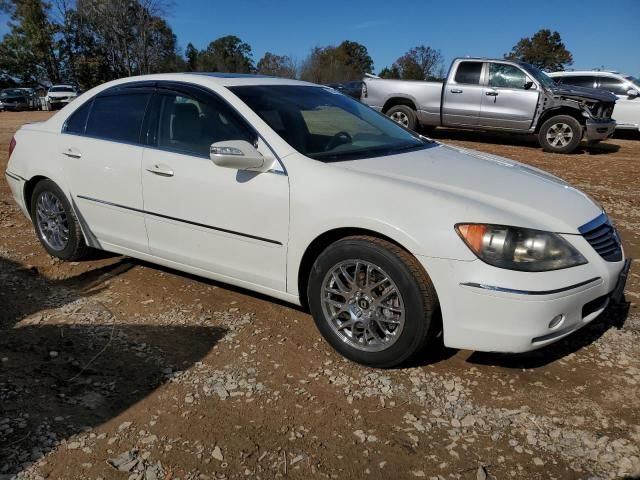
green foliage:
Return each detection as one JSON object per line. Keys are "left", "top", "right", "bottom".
{"left": 378, "top": 66, "right": 400, "bottom": 79}
{"left": 392, "top": 45, "right": 444, "bottom": 81}
{"left": 198, "top": 35, "right": 254, "bottom": 73}
{"left": 0, "top": 0, "right": 61, "bottom": 84}
{"left": 506, "top": 29, "right": 573, "bottom": 72}
{"left": 256, "top": 52, "right": 296, "bottom": 78}
{"left": 299, "top": 40, "right": 373, "bottom": 84}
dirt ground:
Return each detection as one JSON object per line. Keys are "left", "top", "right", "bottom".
{"left": 1, "top": 111, "right": 639, "bottom": 480}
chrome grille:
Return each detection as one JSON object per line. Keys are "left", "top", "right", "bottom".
{"left": 580, "top": 214, "right": 622, "bottom": 262}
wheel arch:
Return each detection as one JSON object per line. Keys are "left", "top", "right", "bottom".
{"left": 381, "top": 96, "right": 418, "bottom": 114}
{"left": 296, "top": 227, "right": 416, "bottom": 311}
{"left": 535, "top": 107, "right": 585, "bottom": 133}
{"left": 23, "top": 175, "right": 50, "bottom": 218}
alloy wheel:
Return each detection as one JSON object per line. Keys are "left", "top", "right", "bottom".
{"left": 35, "top": 191, "right": 69, "bottom": 251}
{"left": 321, "top": 260, "right": 405, "bottom": 352}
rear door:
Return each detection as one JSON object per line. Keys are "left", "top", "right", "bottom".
{"left": 60, "top": 86, "right": 152, "bottom": 253}
{"left": 442, "top": 61, "right": 485, "bottom": 126}
{"left": 478, "top": 62, "right": 539, "bottom": 130}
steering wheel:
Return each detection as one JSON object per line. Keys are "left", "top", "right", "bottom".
{"left": 326, "top": 131, "right": 353, "bottom": 151}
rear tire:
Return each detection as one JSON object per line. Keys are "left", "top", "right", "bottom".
{"left": 307, "top": 236, "right": 439, "bottom": 368}
{"left": 386, "top": 105, "right": 418, "bottom": 131}
{"left": 538, "top": 115, "right": 582, "bottom": 154}
{"left": 30, "top": 179, "right": 88, "bottom": 261}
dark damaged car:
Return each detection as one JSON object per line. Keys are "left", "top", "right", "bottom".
{"left": 362, "top": 58, "right": 617, "bottom": 154}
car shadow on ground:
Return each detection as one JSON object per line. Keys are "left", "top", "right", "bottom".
{"left": 0, "top": 256, "right": 227, "bottom": 475}
{"left": 465, "top": 299, "right": 631, "bottom": 369}
{"left": 427, "top": 128, "right": 621, "bottom": 155}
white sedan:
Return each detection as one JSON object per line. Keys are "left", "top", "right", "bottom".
{"left": 5, "top": 73, "right": 630, "bottom": 367}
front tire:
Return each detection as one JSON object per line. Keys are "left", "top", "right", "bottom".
{"left": 30, "top": 179, "right": 88, "bottom": 261}
{"left": 307, "top": 236, "right": 439, "bottom": 368}
{"left": 386, "top": 104, "right": 418, "bottom": 131}
{"left": 538, "top": 115, "right": 582, "bottom": 154}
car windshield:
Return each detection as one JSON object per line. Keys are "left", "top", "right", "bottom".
{"left": 229, "top": 85, "right": 431, "bottom": 162}
{"left": 50, "top": 86, "right": 74, "bottom": 92}
{"left": 520, "top": 64, "right": 556, "bottom": 89}
{"left": 625, "top": 76, "right": 640, "bottom": 89}
{"left": 1, "top": 89, "right": 23, "bottom": 97}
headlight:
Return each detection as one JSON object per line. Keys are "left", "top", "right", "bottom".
{"left": 455, "top": 224, "right": 587, "bottom": 272}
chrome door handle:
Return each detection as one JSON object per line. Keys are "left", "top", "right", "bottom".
{"left": 450, "top": 89, "right": 463, "bottom": 94}
{"left": 62, "top": 148, "right": 82, "bottom": 159}
{"left": 146, "top": 164, "right": 174, "bottom": 177}
{"left": 485, "top": 91, "right": 499, "bottom": 96}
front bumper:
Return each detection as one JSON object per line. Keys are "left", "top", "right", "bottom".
{"left": 418, "top": 235, "right": 627, "bottom": 353}
{"left": 584, "top": 118, "right": 616, "bottom": 141}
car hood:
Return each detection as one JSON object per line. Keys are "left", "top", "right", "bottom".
{"left": 1, "top": 95, "right": 25, "bottom": 101}
{"left": 335, "top": 143, "right": 602, "bottom": 233}
{"left": 548, "top": 84, "right": 617, "bottom": 103}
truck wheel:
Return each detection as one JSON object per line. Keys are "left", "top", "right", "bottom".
{"left": 307, "top": 235, "right": 440, "bottom": 368}
{"left": 538, "top": 115, "right": 582, "bottom": 154}
{"left": 386, "top": 105, "right": 418, "bottom": 131}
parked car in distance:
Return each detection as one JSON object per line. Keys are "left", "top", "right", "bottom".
{"left": 45, "top": 85, "right": 78, "bottom": 110}
{"left": 327, "top": 81, "right": 364, "bottom": 100}
{"left": 6, "top": 73, "right": 629, "bottom": 367}
{"left": 17, "top": 88, "right": 40, "bottom": 110}
{"left": 362, "top": 58, "right": 617, "bottom": 153}
{"left": 549, "top": 71, "right": 640, "bottom": 132}
{"left": 0, "top": 88, "right": 30, "bottom": 111}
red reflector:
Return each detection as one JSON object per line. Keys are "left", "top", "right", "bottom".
{"left": 8, "top": 136, "right": 16, "bottom": 157}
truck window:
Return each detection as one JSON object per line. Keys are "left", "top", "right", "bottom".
{"left": 488, "top": 64, "right": 527, "bottom": 89}
{"left": 454, "top": 62, "right": 483, "bottom": 85}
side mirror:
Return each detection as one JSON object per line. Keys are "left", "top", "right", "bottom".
{"left": 210, "top": 140, "right": 269, "bottom": 171}
{"left": 627, "top": 89, "right": 638, "bottom": 98}
{"left": 524, "top": 80, "right": 535, "bottom": 90}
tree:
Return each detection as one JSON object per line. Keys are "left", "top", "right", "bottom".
{"left": 378, "top": 66, "right": 400, "bottom": 79}
{"left": 392, "top": 45, "right": 443, "bottom": 81}
{"left": 299, "top": 40, "right": 373, "bottom": 84}
{"left": 199, "top": 35, "right": 253, "bottom": 73}
{"left": 185, "top": 42, "right": 198, "bottom": 71}
{"left": 506, "top": 29, "right": 573, "bottom": 72}
{"left": 256, "top": 52, "right": 296, "bottom": 78}
{"left": 0, "top": 0, "right": 61, "bottom": 84}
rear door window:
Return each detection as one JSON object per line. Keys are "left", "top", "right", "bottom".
{"left": 85, "top": 92, "right": 151, "bottom": 144}
{"left": 454, "top": 62, "right": 483, "bottom": 85}
{"left": 64, "top": 99, "right": 93, "bottom": 135}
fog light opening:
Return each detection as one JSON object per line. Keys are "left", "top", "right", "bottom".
{"left": 548, "top": 314, "right": 565, "bottom": 330}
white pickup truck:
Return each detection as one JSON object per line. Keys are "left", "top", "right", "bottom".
{"left": 362, "top": 58, "right": 617, "bottom": 154}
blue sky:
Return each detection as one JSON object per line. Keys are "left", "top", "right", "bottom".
{"left": 2, "top": 0, "right": 639, "bottom": 76}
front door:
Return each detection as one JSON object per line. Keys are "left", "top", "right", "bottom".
{"left": 60, "top": 88, "right": 152, "bottom": 253}
{"left": 479, "top": 62, "right": 539, "bottom": 130}
{"left": 442, "top": 61, "right": 485, "bottom": 126}
{"left": 141, "top": 84, "right": 289, "bottom": 292}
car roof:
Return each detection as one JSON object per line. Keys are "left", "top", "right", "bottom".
{"left": 95, "top": 72, "right": 316, "bottom": 88}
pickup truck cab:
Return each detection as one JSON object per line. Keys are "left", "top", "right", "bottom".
{"left": 362, "top": 58, "right": 617, "bottom": 154}
{"left": 549, "top": 70, "right": 640, "bottom": 132}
